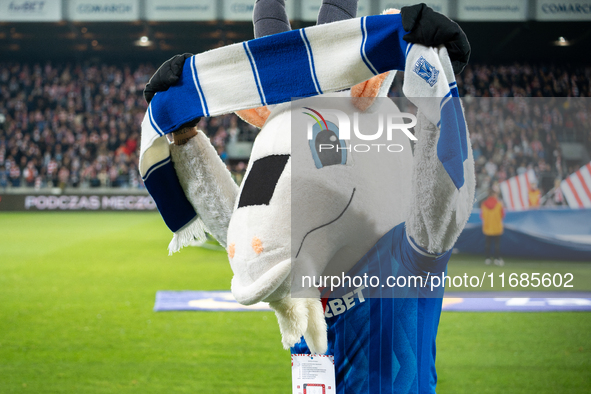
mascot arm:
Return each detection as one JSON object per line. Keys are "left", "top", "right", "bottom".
{"left": 405, "top": 110, "right": 475, "bottom": 255}
{"left": 169, "top": 128, "right": 239, "bottom": 248}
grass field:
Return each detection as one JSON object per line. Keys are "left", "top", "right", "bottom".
{"left": 0, "top": 212, "right": 589, "bottom": 393}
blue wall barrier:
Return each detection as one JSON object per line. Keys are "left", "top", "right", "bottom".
{"left": 455, "top": 208, "right": 591, "bottom": 261}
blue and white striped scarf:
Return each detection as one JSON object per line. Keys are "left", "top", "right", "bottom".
{"left": 139, "top": 13, "right": 468, "bottom": 249}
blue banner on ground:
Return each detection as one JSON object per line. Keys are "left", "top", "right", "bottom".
{"left": 455, "top": 208, "right": 591, "bottom": 261}
{"left": 443, "top": 292, "right": 591, "bottom": 311}
{"left": 154, "top": 291, "right": 591, "bottom": 312}
{"left": 154, "top": 290, "right": 271, "bottom": 311}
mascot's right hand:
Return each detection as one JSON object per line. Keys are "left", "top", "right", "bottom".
{"left": 144, "top": 53, "right": 201, "bottom": 131}
{"left": 143, "top": 52, "right": 193, "bottom": 104}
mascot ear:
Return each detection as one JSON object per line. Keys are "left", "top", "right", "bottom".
{"left": 351, "top": 8, "right": 400, "bottom": 112}
{"left": 235, "top": 106, "right": 271, "bottom": 128}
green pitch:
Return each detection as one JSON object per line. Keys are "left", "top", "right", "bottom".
{"left": 0, "top": 212, "right": 589, "bottom": 393}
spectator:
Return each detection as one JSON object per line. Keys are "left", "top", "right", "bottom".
{"left": 0, "top": 164, "right": 7, "bottom": 190}
{"left": 23, "top": 161, "right": 37, "bottom": 187}
{"left": 0, "top": 61, "right": 260, "bottom": 190}
{"left": 9, "top": 160, "right": 21, "bottom": 187}
{"left": 481, "top": 189, "right": 505, "bottom": 266}
{"left": 529, "top": 182, "right": 541, "bottom": 208}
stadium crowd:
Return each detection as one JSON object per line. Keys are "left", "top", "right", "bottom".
{"left": 0, "top": 62, "right": 589, "bottom": 202}
{"left": 457, "top": 63, "right": 591, "bottom": 201}
{"left": 0, "top": 62, "right": 258, "bottom": 190}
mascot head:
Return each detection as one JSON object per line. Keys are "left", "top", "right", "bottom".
{"left": 228, "top": 88, "right": 416, "bottom": 306}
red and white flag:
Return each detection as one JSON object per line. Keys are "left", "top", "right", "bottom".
{"left": 561, "top": 162, "right": 591, "bottom": 208}
{"left": 499, "top": 169, "right": 537, "bottom": 211}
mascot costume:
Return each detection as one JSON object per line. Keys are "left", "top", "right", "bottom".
{"left": 139, "top": 1, "right": 474, "bottom": 393}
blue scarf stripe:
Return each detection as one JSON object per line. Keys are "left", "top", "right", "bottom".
{"left": 148, "top": 105, "right": 164, "bottom": 136}
{"left": 436, "top": 93, "right": 452, "bottom": 128}
{"left": 449, "top": 86, "right": 468, "bottom": 160}
{"left": 445, "top": 81, "right": 468, "bottom": 165}
{"left": 362, "top": 15, "right": 409, "bottom": 77}
{"left": 142, "top": 156, "right": 171, "bottom": 181}
{"left": 190, "top": 56, "right": 210, "bottom": 117}
{"left": 242, "top": 42, "right": 267, "bottom": 106}
{"left": 438, "top": 96, "right": 466, "bottom": 189}
{"left": 143, "top": 160, "right": 197, "bottom": 232}
{"left": 360, "top": 17, "right": 379, "bottom": 76}
{"left": 247, "top": 29, "right": 319, "bottom": 104}
{"left": 300, "top": 29, "right": 323, "bottom": 95}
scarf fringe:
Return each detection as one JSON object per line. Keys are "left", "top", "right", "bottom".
{"left": 168, "top": 217, "right": 208, "bottom": 255}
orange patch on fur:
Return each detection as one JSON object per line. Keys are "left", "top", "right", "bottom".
{"left": 251, "top": 236, "right": 263, "bottom": 254}
{"left": 228, "top": 243, "right": 235, "bottom": 259}
{"left": 382, "top": 8, "right": 400, "bottom": 15}
{"left": 235, "top": 106, "right": 271, "bottom": 128}
{"left": 351, "top": 72, "right": 389, "bottom": 112}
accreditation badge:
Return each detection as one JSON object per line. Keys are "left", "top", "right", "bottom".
{"left": 291, "top": 354, "right": 336, "bottom": 394}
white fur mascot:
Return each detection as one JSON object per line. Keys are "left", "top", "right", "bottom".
{"left": 140, "top": 2, "right": 474, "bottom": 393}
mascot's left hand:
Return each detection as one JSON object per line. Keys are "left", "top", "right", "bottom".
{"left": 400, "top": 3, "right": 470, "bottom": 74}
{"left": 144, "top": 4, "right": 470, "bottom": 97}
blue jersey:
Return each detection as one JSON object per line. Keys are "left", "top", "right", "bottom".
{"left": 292, "top": 223, "right": 451, "bottom": 394}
